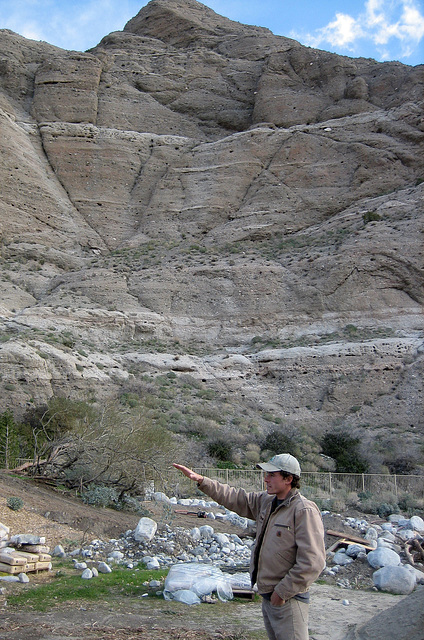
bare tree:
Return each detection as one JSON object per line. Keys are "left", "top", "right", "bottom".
{"left": 16, "top": 397, "right": 176, "bottom": 496}
{"left": 0, "top": 410, "right": 20, "bottom": 469}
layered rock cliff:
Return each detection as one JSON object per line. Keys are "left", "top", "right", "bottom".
{"left": 0, "top": 0, "right": 423, "bottom": 470}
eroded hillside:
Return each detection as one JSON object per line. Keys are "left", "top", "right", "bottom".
{"left": 0, "top": 0, "right": 423, "bottom": 471}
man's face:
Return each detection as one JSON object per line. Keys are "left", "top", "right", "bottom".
{"left": 264, "top": 471, "right": 292, "bottom": 499}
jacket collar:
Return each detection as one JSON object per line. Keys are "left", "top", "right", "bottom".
{"left": 267, "top": 488, "right": 299, "bottom": 512}
{"left": 284, "top": 488, "right": 298, "bottom": 504}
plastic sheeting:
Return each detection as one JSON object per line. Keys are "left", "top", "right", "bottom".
{"left": 163, "top": 562, "right": 234, "bottom": 605}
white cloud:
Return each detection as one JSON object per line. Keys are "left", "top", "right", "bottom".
{"left": 365, "top": 0, "right": 424, "bottom": 57}
{"left": 398, "top": 2, "right": 424, "bottom": 40}
{"left": 312, "top": 12, "right": 363, "bottom": 49}
{"left": 291, "top": 0, "right": 424, "bottom": 62}
{"left": 19, "top": 22, "right": 45, "bottom": 42}
{"left": 0, "top": 0, "right": 139, "bottom": 50}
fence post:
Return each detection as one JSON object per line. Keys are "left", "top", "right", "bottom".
{"left": 362, "top": 474, "right": 365, "bottom": 493}
{"left": 329, "top": 472, "right": 332, "bottom": 498}
{"left": 394, "top": 474, "right": 397, "bottom": 498}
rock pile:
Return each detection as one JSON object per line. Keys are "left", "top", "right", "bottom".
{"left": 50, "top": 495, "right": 424, "bottom": 599}
{"left": 324, "top": 513, "right": 424, "bottom": 595}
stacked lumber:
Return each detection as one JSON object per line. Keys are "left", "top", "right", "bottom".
{"left": 0, "top": 550, "right": 52, "bottom": 574}
{"left": 0, "top": 523, "right": 52, "bottom": 574}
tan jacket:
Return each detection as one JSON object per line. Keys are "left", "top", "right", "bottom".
{"left": 198, "top": 477, "right": 326, "bottom": 601}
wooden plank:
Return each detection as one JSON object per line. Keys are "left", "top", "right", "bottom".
{"left": 326, "top": 529, "right": 370, "bottom": 545}
{"left": 327, "top": 538, "right": 374, "bottom": 553}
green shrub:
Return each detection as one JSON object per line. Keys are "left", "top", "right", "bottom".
{"left": 363, "top": 211, "right": 382, "bottom": 224}
{"left": 114, "top": 495, "right": 149, "bottom": 515}
{"left": 321, "top": 430, "right": 368, "bottom": 473}
{"left": 377, "top": 502, "right": 400, "bottom": 518}
{"left": 7, "top": 496, "right": 24, "bottom": 511}
{"left": 208, "top": 438, "right": 233, "bottom": 462}
{"left": 397, "top": 493, "right": 424, "bottom": 516}
{"left": 216, "top": 461, "right": 238, "bottom": 469}
{"left": 81, "top": 485, "right": 150, "bottom": 514}
{"left": 358, "top": 494, "right": 400, "bottom": 518}
{"left": 81, "top": 485, "right": 119, "bottom": 508}
{"left": 261, "top": 429, "right": 295, "bottom": 457}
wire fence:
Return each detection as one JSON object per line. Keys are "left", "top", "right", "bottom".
{"left": 154, "top": 468, "right": 424, "bottom": 501}
{"left": 10, "top": 462, "right": 424, "bottom": 503}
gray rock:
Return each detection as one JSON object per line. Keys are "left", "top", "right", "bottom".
{"left": 153, "top": 492, "right": 171, "bottom": 503}
{"left": 190, "top": 528, "right": 201, "bottom": 541}
{"left": 134, "top": 517, "right": 157, "bottom": 542}
{"left": 377, "top": 538, "right": 396, "bottom": 550}
{"left": 365, "top": 527, "right": 378, "bottom": 541}
{"left": 214, "top": 533, "right": 230, "bottom": 546}
{"left": 373, "top": 566, "right": 416, "bottom": 595}
{"left": 396, "top": 529, "right": 416, "bottom": 541}
{"left": 18, "top": 573, "right": 30, "bottom": 583}
{"left": 81, "top": 568, "right": 93, "bottom": 579}
{"left": 332, "top": 550, "right": 354, "bottom": 566}
{"left": 381, "top": 523, "right": 396, "bottom": 532}
{"left": 367, "top": 548, "right": 401, "bottom": 568}
{"left": 199, "top": 525, "right": 214, "bottom": 539}
{"left": 52, "top": 545, "right": 66, "bottom": 557}
{"left": 409, "top": 516, "right": 424, "bottom": 532}
{"left": 146, "top": 557, "right": 160, "bottom": 569}
{"left": 10, "top": 534, "right": 46, "bottom": 545}
{"left": 406, "top": 565, "right": 424, "bottom": 585}
{"left": 0, "top": 523, "right": 10, "bottom": 540}
{"left": 98, "top": 562, "right": 112, "bottom": 574}
{"left": 378, "top": 531, "right": 396, "bottom": 542}
{"left": 346, "top": 544, "right": 367, "bottom": 557}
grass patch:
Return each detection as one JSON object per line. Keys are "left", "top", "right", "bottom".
{"left": 7, "top": 563, "right": 168, "bottom": 611}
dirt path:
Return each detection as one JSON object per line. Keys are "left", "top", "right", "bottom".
{"left": 0, "top": 583, "right": 406, "bottom": 640}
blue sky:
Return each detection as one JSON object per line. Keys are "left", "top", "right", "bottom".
{"left": 0, "top": 0, "right": 423, "bottom": 65}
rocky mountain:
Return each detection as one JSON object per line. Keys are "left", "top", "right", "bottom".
{"left": 0, "top": 0, "right": 423, "bottom": 471}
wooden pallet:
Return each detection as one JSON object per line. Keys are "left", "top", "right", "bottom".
{"left": 0, "top": 549, "right": 52, "bottom": 574}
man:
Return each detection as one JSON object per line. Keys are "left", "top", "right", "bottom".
{"left": 173, "top": 453, "right": 326, "bottom": 640}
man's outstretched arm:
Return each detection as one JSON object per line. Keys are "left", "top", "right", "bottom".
{"left": 173, "top": 463, "right": 204, "bottom": 484}
{"left": 173, "top": 463, "right": 260, "bottom": 521}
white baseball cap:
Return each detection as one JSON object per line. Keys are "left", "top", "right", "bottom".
{"left": 257, "top": 453, "right": 301, "bottom": 476}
